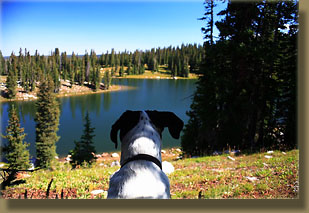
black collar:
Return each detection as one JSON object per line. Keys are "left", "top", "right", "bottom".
{"left": 121, "top": 154, "right": 162, "bottom": 170}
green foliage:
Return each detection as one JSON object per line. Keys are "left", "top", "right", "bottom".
{"left": 70, "top": 112, "right": 96, "bottom": 168}
{"left": 6, "top": 53, "right": 18, "bottom": 99}
{"left": 103, "top": 70, "right": 111, "bottom": 90}
{"left": 1, "top": 44, "right": 202, "bottom": 95}
{"left": 199, "top": 0, "right": 216, "bottom": 45}
{"left": 35, "top": 76, "right": 60, "bottom": 169}
{"left": 182, "top": 1, "right": 298, "bottom": 156}
{"left": 0, "top": 50, "right": 6, "bottom": 75}
{"left": 119, "top": 66, "right": 124, "bottom": 77}
{"left": 2, "top": 104, "right": 30, "bottom": 170}
{"left": 93, "top": 66, "right": 101, "bottom": 91}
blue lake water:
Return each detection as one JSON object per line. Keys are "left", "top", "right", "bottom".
{"left": 0, "top": 78, "right": 197, "bottom": 157}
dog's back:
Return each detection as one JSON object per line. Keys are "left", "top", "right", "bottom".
{"left": 108, "top": 160, "right": 170, "bottom": 199}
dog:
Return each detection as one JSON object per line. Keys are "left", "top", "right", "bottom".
{"left": 107, "top": 110, "right": 184, "bottom": 199}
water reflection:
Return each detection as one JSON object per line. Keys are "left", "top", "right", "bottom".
{"left": 103, "top": 92, "right": 111, "bottom": 111}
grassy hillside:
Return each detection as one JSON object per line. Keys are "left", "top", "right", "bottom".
{"left": 0, "top": 149, "right": 298, "bottom": 199}
{"left": 104, "top": 65, "right": 199, "bottom": 79}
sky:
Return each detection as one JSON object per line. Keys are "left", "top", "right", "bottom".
{"left": 1, "top": 0, "right": 227, "bottom": 56}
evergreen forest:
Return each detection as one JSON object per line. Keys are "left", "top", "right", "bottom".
{"left": 0, "top": 44, "right": 203, "bottom": 99}
{"left": 182, "top": 0, "right": 298, "bottom": 156}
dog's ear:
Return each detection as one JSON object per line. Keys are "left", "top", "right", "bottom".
{"left": 110, "top": 110, "right": 140, "bottom": 148}
{"left": 110, "top": 111, "right": 130, "bottom": 149}
{"left": 147, "top": 111, "right": 184, "bottom": 139}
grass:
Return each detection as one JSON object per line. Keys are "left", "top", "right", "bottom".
{"left": 113, "top": 65, "right": 199, "bottom": 79}
{"left": 169, "top": 150, "right": 299, "bottom": 199}
{"left": 0, "top": 149, "right": 298, "bottom": 199}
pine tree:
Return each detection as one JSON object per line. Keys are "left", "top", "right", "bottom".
{"left": 94, "top": 66, "right": 101, "bottom": 91}
{"left": 90, "top": 49, "right": 97, "bottom": 67}
{"left": 199, "top": 0, "right": 216, "bottom": 45}
{"left": 52, "top": 60, "right": 60, "bottom": 93}
{"left": 2, "top": 105, "right": 30, "bottom": 170}
{"left": 70, "top": 112, "right": 96, "bottom": 168}
{"left": 55, "top": 48, "right": 60, "bottom": 70}
{"left": 139, "top": 64, "right": 145, "bottom": 75}
{"left": 110, "top": 48, "right": 115, "bottom": 67}
{"left": 119, "top": 65, "right": 124, "bottom": 77}
{"left": 183, "top": 57, "right": 189, "bottom": 77}
{"left": 6, "top": 54, "right": 18, "bottom": 99}
{"left": 105, "top": 51, "right": 109, "bottom": 66}
{"left": 85, "top": 54, "right": 90, "bottom": 84}
{"left": 35, "top": 76, "right": 60, "bottom": 169}
{"left": 0, "top": 50, "right": 5, "bottom": 75}
{"left": 182, "top": 0, "right": 298, "bottom": 156}
{"left": 104, "top": 70, "right": 111, "bottom": 90}
{"left": 99, "top": 53, "right": 104, "bottom": 66}
{"left": 79, "top": 58, "right": 85, "bottom": 86}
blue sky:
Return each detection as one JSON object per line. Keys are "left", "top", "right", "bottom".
{"left": 1, "top": 0, "right": 227, "bottom": 56}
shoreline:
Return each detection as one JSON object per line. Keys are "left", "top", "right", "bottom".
{"left": 113, "top": 71, "right": 200, "bottom": 80}
{"left": 0, "top": 83, "right": 136, "bottom": 103}
{"left": 54, "top": 84, "right": 136, "bottom": 99}
{"left": 0, "top": 73, "right": 197, "bottom": 103}
{"left": 113, "top": 75, "right": 199, "bottom": 80}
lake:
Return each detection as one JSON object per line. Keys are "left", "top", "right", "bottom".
{"left": 0, "top": 78, "right": 197, "bottom": 157}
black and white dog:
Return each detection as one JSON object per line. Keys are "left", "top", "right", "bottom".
{"left": 107, "top": 110, "right": 184, "bottom": 199}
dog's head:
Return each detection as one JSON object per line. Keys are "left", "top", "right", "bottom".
{"left": 110, "top": 110, "right": 184, "bottom": 148}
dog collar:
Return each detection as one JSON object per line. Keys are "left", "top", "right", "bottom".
{"left": 121, "top": 154, "right": 162, "bottom": 170}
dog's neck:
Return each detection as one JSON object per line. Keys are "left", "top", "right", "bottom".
{"left": 120, "top": 111, "right": 162, "bottom": 166}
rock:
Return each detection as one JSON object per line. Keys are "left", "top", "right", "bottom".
{"left": 267, "top": 151, "right": 274, "bottom": 154}
{"left": 246, "top": 176, "right": 259, "bottom": 182}
{"left": 111, "top": 153, "right": 120, "bottom": 158}
{"left": 29, "top": 163, "right": 35, "bottom": 170}
{"left": 101, "top": 153, "right": 109, "bottom": 157}
{"left": 162, "top": 161, "right": 174, "bottom": 174}
{"left": 264, "top": 155, "right": 272, "bottom": 159}
{"left": 227, "top": 156, "right": 235, "bottom": 161}
{"left": 111, "top": 160, "right": 120, "bottom": 167}
{"left": 161, "top": 150, "right": 166, "bottom": 154}
{"left": 90, "top": 190, "right": 105, "bottom": 195}
{"left": 23, "top": 174, "right": 31, "bottom": 178}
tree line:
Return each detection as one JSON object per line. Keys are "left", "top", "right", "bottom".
{"left": 182, "top": 0, "right": 298, "bottom": 156}
{"left": 0, "top": 44, "right": 204, "bottom": 99}
{"left": 2, "top": 76, "right": 97, "bottom": 172}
